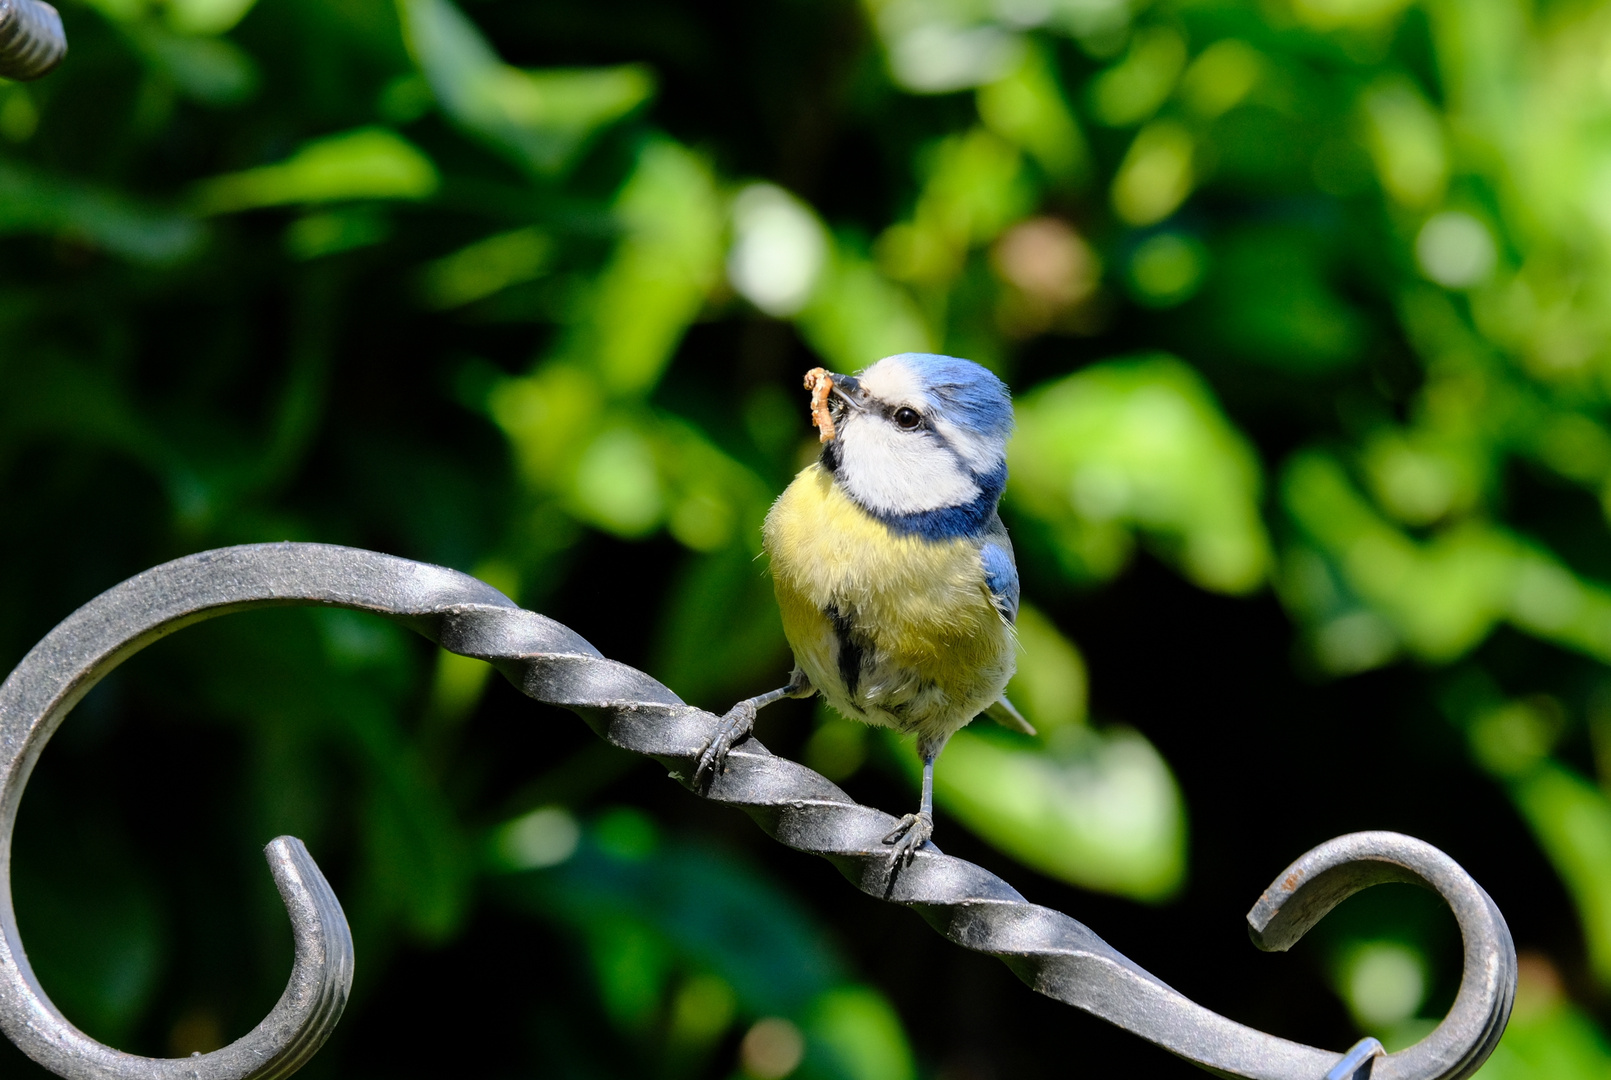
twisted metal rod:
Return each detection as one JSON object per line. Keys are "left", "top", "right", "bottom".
{"left": 0, "top": 0, "right": 64, "bottom": 80}
{"left": 0, "top": 543, "right": 1515, "bottom": 1080}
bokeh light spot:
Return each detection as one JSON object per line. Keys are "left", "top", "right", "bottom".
{"left": 1314, "top": 610, "right": 1398, "bottom": 674}
{"left": 670, "top": 974, "right": 736, "bottom": 1049}
{"left": 1127, "top": 232, "right": 1206, "bottom": 306}
{"left": 741, "top": 1016, "right": 805, "bottom": 1079}
{"left": 1179, "top": 39, "right": 1261, "bottom": 118}
{"left": 728, "top": 184, "right": 828, "bottom": 317}
{"left": 1470, "top": 699, "right": 1561, "bottom": 778}
{"left": 1338, "top": 942, "right": 1428, "bottom": 1029}
{"left": 1416, "top": 211, "right": 1496, "bottom": 288}
{"left": 992, "top": 217, "right": 1099, "bottom": 305}
{"left": 1112, "top": 121, "right": 1194, "bottom": 225}
{"left": 803, "top": 713, "right": 867, "bottom": 781}
{"left": 494, "top": 806, "right": 582, "bottom": 870}
{"left": 571, "top": 426, "right": 664, "bottom": 535}
{"left": 884, "top": 21, "right": 1024, "bottom": 93}
{"left": 0, "top": 88, "right": 38, "bottom": 142}
{"left": 1090, "top": 27, "right": 1185, "bottom": 127}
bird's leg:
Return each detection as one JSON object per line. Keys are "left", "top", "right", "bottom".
{"left": 695, "top": 668, "right": 813, "bottom": 788}
{"left": 883, "top": 736, "right": 944, "bottom": 867}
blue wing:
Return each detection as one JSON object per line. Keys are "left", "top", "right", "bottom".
{"left": 980, "top": 541, "right": 1020, "bottom": 624}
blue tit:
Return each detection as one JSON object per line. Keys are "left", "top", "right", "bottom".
{"left": 697, "top": 352, "right": 1031, "bottom": 867}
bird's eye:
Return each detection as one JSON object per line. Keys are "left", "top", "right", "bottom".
{"left": 893, "top": 407, "right": 922, "bottom": 429}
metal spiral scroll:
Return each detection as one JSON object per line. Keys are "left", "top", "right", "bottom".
{"left": 0, "top": 544, "right": 1515, "bottom": 1080}
{"left": 0, "top": 0, "right": 65, "bottom": 80}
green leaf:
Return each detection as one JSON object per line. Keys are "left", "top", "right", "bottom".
{"left": 419, "top": 227, "right": 551, "bottom": 308}
{"left": 397, "top": 0, "right": 653, "bottom": 176}
{"left": 194, "top": 127, "right": 439, "bottom": 213}
{"left": 1359, "top": 75, "right": 1447, "bottom": 208}
{"left": 1010, "top": 354, "right": 1271, "bottom": 593}
{"left": 1111, "top": 120, "right": 1194, "bottom": 226}
{"left": 531, "top": 139, "right": 720, "bottom": 397}
{"left": 1281, "top": 452, "right": 1611, "bottom": 670}
{"left": 164, "top": 0, "right": 259, "bottom": 34}
{"left": 126, "top": 22, "right": 259, "bottom": 105}
{"left": 1002, "top": 602, "right": 1087, "bottom": 736}
{"left": 1472, "top": 961, "right": 1611, "bottom": 1079}
{"left": 802, "top": 986, "right": 916, "bottom": 1080}
{"left": 284, "top": 207, "right": 391, "bottom": 260}
{"left": 1089, "top": 27, "right": 1186, "bottom": 128}
{"left": 920, "top": 725, "right": 1188, "bottom": 901}
{"left": 1507, "top": 764, "right": 1611, "bottom": 988}
{"left": 0, "top": 161, "right": 204, "bottom": 263}
{"left": 581, "top": 140, "right": 723, "bottom": 394}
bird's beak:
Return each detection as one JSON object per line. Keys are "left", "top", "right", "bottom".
{"left": 828, "top": 374, "right": 866, "bottom": 410}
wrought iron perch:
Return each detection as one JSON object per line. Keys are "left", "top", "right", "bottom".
{"left": 0, "top": 544, "right": 1515, "bottom": 1080}
{"left": 0, "top": 0, "right": 65, "bottom": 80}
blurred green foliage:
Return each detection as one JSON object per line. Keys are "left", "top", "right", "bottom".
{"left": 6, "top": 0, "right": 1611, "bottom": 1075}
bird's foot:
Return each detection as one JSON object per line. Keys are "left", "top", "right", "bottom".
{"left": 694, "top": 700, "right": 757, "bottom": 789}
{"left": 882, "top": 811, "right": 934, "bottom": 868}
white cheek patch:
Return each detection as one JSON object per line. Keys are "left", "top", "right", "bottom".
{"left": 837, "top": 416, "right": 979, "bottom": 514}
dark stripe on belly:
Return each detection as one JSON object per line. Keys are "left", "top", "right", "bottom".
{"left": 826, "top": 605, "right": 862, "bottom": 696}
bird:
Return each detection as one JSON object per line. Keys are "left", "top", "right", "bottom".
{"left": 695, "top": 352, "right": 1031, "bottom": 867}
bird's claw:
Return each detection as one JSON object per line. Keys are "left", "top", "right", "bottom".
{"left": 695, "top": 700, "right": 757, "bottom": 789}
{"left": 882, "top": 811, "right": 934, "bottom": 868}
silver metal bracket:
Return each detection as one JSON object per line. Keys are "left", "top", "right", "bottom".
{"left": 0, "top": 0, "right": 65, "bottom": 80}
{"left": 0, "top": 543, "right": 1517, "bottom": 1080}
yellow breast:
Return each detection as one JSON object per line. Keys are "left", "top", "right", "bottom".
{"left": 762, "top": 463, "right": 1013, "bottom": 734}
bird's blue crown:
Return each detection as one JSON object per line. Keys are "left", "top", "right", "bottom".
{"left": 886, "top": 353, "right": 1014, "bottom": 444}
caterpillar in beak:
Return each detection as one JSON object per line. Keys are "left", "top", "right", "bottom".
{"left": 804, "top": 367, "right": 836, "bottom": 443}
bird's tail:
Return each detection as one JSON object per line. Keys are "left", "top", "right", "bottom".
{"left": 983, "top": 695, "right": 1035, "bottom": 735}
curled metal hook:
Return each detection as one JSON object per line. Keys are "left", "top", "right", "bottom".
{"left": 1246, "top": 833, "right": 1514, "bottom": 1080}
{"left": 0, "top": 543, "right": 1514, "bottom": 1079}
{"left": 0, "top": 0, "right": 65, "bottom": 80}
{"left": 0, "top": 555, "right": 355, "bottom": 1079}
